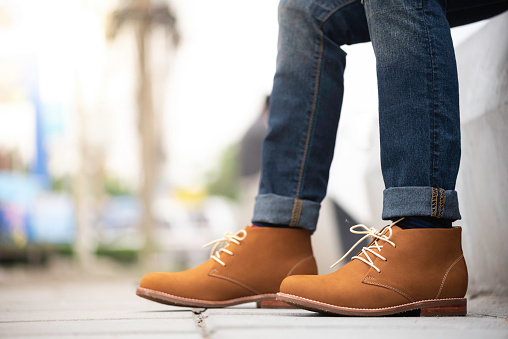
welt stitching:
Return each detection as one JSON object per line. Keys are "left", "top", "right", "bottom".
{"left": 364, "top": 276, "right": 415, "bottom": 302}
{"left": 280, "top": 293, "right": 465, "bottom": 311}
{"left": 436, "top": 254, "right": 463, "bottom": 298}
{"left": 209, "top": 269, "right": 260, "bottom": 295}
{"left": 291, "top": 0, "right": 357, "bottom": 221}
{"left": 138, "top": 287, "right": 277, "bottom": 305}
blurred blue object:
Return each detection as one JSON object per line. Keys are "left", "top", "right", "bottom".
{"left": 94, "top": 196, "right": 143, "bottom": 250}
{"left": 30, "top": 193, "right": 75, "bottom": 244}
{"left": 0, "top": 172, "right": 39, "bottom": 247}
{"left": 0, "top": 172, "right": 75, "bottom": 247}
{"left": 0, "top": 171, "right": 40, "bottom": 204}
{"left": 97, "top": 196, "right": 141, "bottom": 230}
{"left": 28, "top": 55, "right": 50, "bottom": 185}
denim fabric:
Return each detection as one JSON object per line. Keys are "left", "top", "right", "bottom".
{"left": 365, "top": 0, "right": 462, "bottom": 221}
{"left": 253, "top": 0, "right": 504, "bottom": 233}
{"left": 254, "top": 194, "right": 321, "bottom": 228}
{"left": 253, "top": 0, "right": 370, "bottom": 234}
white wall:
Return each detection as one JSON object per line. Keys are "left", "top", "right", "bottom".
{"left": 455, "top": 11, "right": 508, "bottom": 296}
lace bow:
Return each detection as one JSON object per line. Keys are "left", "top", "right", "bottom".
{"left": 203, "top": 229, "right": 247, "bottom": 267}
{"left": 330, "top": 219, "right": 402, "bottom": 273}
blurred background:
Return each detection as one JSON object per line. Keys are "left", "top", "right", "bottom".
{"left": 0, "top": 0, "right": 506, "bottom": 296}
{"left": 0, "top": 0, "right": 281, "bottom": 274}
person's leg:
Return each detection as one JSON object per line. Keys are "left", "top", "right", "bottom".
{"left": 253, "top": 0, "right": 370, "bottom": 234}
{"left": 278, "top": 0, "right": 469, "bottom": 316}
{"left": 370, "top": 0, "right": 461, "bottom": 225}
{"left": 136, "top": 0, "right": 371, "bottom": 308}
{"left": 377, "top": 0, "right": 508, "bottom": 227}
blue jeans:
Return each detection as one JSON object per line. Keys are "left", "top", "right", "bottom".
{"left": 253, "top": 0, "right": 506, "bottom": 234}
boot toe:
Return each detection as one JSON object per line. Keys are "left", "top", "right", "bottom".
{"left": 280, "top": 275, "right": 318, "bottom": 299}
{"left": 136, "top": 226, "right": 318, "bottom": 307}
{"left": 139, "top": 272, "right": 176, "bottom": 294}
{"left": 138, "top": 271, "right": 200, "bottom": 300}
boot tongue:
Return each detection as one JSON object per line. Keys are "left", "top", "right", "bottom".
{"left": 331, "top": 224, "right": 400, "bottom": 270}
{"left": 386, "top": 223, "right": 402, "bottom": 236}
{"left": 360, "top": 225, "right": 401, "bottom": 257}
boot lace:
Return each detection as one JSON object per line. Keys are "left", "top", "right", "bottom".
{"left": 203, "top": 229, "right": 247, "bottom": 267}
{"left": 330, "top": 218, "right": 403, "bottom": 273}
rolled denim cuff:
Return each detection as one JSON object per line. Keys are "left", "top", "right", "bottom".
{"left": 382, "top": 187, "right": 461, "bottom": 221}
{"left": 252, "top": 193, "right": 320, "bottom": 234}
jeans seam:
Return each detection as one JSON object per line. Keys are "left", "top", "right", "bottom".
{"left": 422, "top": 3, "right": 443, "bottom": 218}
{"left": 422, "top": 4, "right": 440, "bottom": 189}
{"left": 290, "top": 199, "right": 303, "bottom": 226}
{"left": 431, "top": 187, "right": 438, "bottom": 217}
{"left": 431, "top": 187, "right": 446, "bottom": 218}
{"left": 291, "top": 0, "right": 358, "bottom": 225}
{"left": 438, "top": 188, "right": 446, "bottom": 218}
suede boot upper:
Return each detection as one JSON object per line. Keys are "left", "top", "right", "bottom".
{"left": 139, "top": 226, "right": 317, "bottom": 303}
{"left": 280, "top": 226, "right": 468, "bottom": 310}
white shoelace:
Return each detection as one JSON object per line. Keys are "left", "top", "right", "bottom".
{"left": 203, "top": 229, "right": 247, "bottom": 267}
{"left": 330, "top": 218, "right": 402, "bottom": 273}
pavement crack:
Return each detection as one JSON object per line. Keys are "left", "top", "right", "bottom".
{"left": 191, "top": 308, "right": 208, "bottom": 315}
{"left": 468, "top": 313, "right": 508, "bottom": 320}
{"left": 191, "top": 308, "right": 211, "bottom": 339}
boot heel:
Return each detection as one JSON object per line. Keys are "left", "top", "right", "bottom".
{"left": 420, "top": 299, "right": 467, "bottom": 317}
{"left": 256, "top": 300, "right": 295, "bottom": 309}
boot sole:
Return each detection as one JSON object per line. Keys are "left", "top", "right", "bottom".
{"left": 136, "top": 287, "right": 293, "bottom": 309}
{"left": 277, "top": 293, "right": 467, "bottom": 316}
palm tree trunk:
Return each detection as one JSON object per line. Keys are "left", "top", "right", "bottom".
{"left": 136, "top": 0, "right": 156, "bottom": 259}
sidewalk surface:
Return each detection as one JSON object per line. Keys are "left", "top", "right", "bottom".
{"left": 1, "top": 269, "right": 507, "bottom": 339}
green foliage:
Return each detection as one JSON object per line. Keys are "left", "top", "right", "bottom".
{"left": 94, "top": 246, "right": 139, "bottom": 263}
{"left": 104, "top": 177, "right": 133, "bottom": 196}
{"left": 51, "top": 176, "right": 72, "bottom": 192}
{"left": 206, "top": 144, "right": 240, "bottom": 200}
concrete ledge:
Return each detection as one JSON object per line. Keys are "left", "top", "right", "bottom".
{"left": 455, "top": 11, "right": 508, "bottom": 296}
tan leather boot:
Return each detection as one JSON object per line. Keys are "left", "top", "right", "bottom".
{"left": 278, "top": 223, "right": 468, "bottom": 316}
{"left": 137, "top": 226, "right": 317, "bottom": 308}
